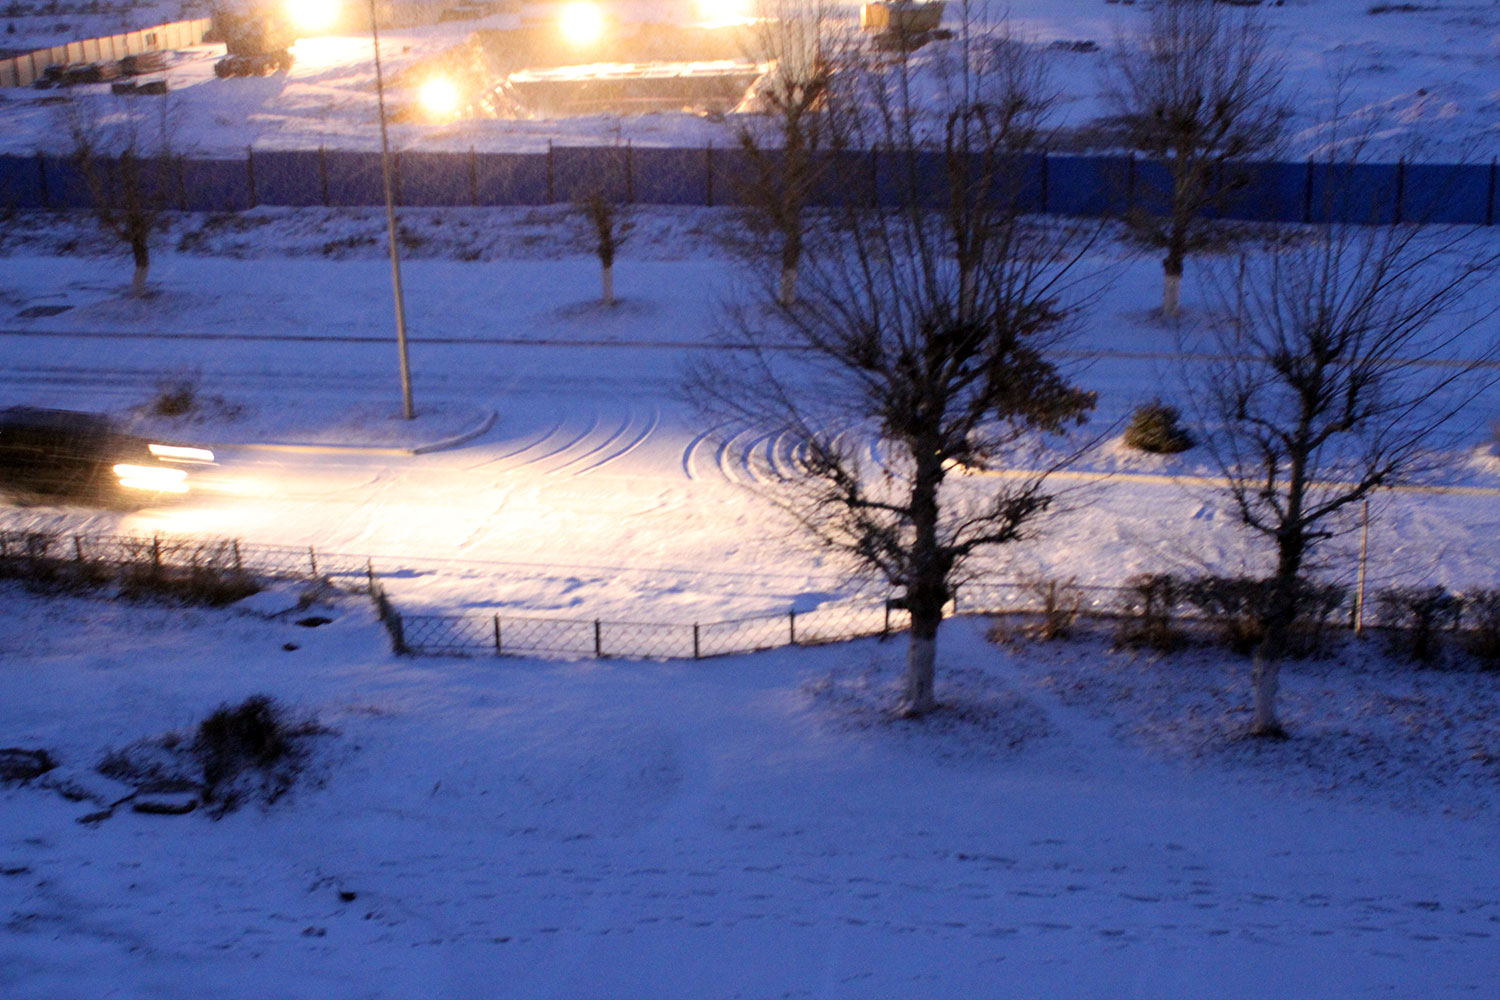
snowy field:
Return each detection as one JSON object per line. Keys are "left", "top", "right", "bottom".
{"left": 1, "top": 0, "right": 1498, "bottom": 159}
{"left": 1, "top": 583, "right": 1498, "bottom": 999}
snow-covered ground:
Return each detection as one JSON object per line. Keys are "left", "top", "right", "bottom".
{"left": 2, "top": 205, "right": 1499, "bottom": 621}
{"left": 1, "top": 584, "right": 1497, "bottom": 998}
{"left": 1, "top": 0, "right": 1498, "bottom": 159}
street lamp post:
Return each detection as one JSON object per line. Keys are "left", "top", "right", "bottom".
{"left": 369, "top": 0, "right": 415, "bottom": 420}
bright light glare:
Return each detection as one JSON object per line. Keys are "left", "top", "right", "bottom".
{"left": 419, "top": 77, "right": 462, "bottom": 119}
{"left": 286, "top": 0, "right": 340, "bottom": 32}
{"left": 694, "top": 0, "right": 753, "bottom": 25}
{"left": 559, "top": 1, "right": 606, "bottom": 45}
{"left": 114, "top": 464, "right": 190, "bottom": 493}
{"left": 148, "top": 443, "right": 216, "bottom": 463}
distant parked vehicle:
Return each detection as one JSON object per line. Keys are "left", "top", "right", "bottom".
{"left": 0, "top": 407, "right": 214, "bottom": 505}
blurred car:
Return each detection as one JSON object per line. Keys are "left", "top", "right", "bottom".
{"left": 0, "top": 407, "right": 214, "bottom": 504}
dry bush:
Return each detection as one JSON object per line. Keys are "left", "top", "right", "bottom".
{"left": 1459, "top": 589, "right": 1500, "bottom": 669}
{"left": 1184, "top": 575, "right": 1346, "bottom": 656}
{"left": 1114, "top": 573, "right": 1189, "bottom": 652}
{"left": 1377, "top": 585, "right": 1462, "bottom": 664}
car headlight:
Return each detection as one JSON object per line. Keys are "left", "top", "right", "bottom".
{"left": 113, "top": 464, "right": 190, "bottom": 493}
{"left": 148, "top": 443, "right": 215, "bottom": 463}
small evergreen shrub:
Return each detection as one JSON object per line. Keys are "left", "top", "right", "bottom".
{"left": 150, "top": 378, "right": 198, "bottom": 417}
{"left": 1123, "top": 399, "right": 1195, "bottom": 454}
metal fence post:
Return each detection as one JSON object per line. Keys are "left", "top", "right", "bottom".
{"left": 36, "top": 151, "right": 49, "bottom": 210}
{"left": 151, "top": 535, "right": 161, "bottom": 568}
{"left": 233, "top": 539, "right": 243, "bottom": 571}
{"left": 1040, "top": 148, "right": 1049, "bottom": 214}
{"left": 494, "top": 614, "right": 502, "bottom": 653}
{"left": 789, "top": 609, "right": 797, "bottom": 645}
{"left": 73, "top": 535, "right": 84, "bottom": 562}
{"left": 1354, "top": 500, "right": 1370, "bottom": 634}
{"left": 1394, "top": 158, "right": 1405, "bottom": 225}
{"left": 705, "top": 143, "right": 714, "bottom": 207}
{"left": 883, "top": 601, "right": 891, "bottom": 638}
{"left": 625, "top": 139, "right": 634, "bottom": 203}
{"left": 308, "top": 546, "right": 318, "bottom": 577}
{"left": 1487, "top": 158, "right": 1496, "bottom": 227}
{"left": 246, "top": 146, "right": 257, "bottom": 208}
{"left": 594, "top": 619, "right": 603, "bottom": 658}
{"left": 1303, "top": 157, "right": 1314, "bottom": 224}
{"left": 693, "top": 623, "right": 701, "bottom": 660}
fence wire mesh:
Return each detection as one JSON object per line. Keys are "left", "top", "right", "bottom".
{"left": 9, "top": 528, "right": 1497, "bottom": 662}
{"left": 0, "top": 527, "right": 371, "bottom": 589}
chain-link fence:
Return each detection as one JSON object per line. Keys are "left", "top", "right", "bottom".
{"left": 7, "top": 527, "right": 1498, "bottom": 662}
{"left": 0, "top": 527, "right": 373, "bottom": 588}
{"left": 400, "top": 597, "right": 915, "bottom": 661}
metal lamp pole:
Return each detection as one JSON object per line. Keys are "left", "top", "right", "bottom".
{"left": 369, "top": 0, "right": 415, "bottom": 420}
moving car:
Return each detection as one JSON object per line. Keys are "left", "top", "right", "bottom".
{"left": 0, "top": 407, "right": 214, "bottom": 504}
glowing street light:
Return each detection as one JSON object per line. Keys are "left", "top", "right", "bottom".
{"left": 559, "top": 1, "right": 606, "bottom": 46}
{"left": 286, "top": 0, "right": 340, "bottom": 33}
{"left": 419, "top": 76, "right": 462, "bottom": 120}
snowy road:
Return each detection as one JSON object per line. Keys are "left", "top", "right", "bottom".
{"left": 4, "top": 325, "right": 1500, "bottom": 622}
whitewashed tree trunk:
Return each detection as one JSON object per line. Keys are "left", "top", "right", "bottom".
{"left": 1162, "top": 272, "right": 1182, "bottom": 317}
{"left": 778, "top": 264, "right": 798, "bottom": 308}
{"left": 1250, "top": 653, "right": 1280, "bottom": 735}
{"left": 602, "top": 264, "right": 614, "bottom": 306}
{"left": 899, "top": 633, "right": 938, "bottom": 717}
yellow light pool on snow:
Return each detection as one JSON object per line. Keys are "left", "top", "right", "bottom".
{"left": 559, "top": 1, "right": 606, "bottom": 45}
{"left": 113, "top": 464, "right": 190, "bottom": 494}
{"left": 419, "top": 76, "right": 462, "bottom": 119}
{"left": 287, "top": 0, "right": 340, "bottom": 32}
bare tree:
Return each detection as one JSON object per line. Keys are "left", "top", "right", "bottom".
{"left": 577, "top": 188, "right": 632, "bottom": 306}
{"left": 1191, "top": 206, "right": 1498, "bottom": 737}
{"left": 1102, "top": 0, "right": 1290, "bottom": 317}
{"left": 732, "top": 0, "right": 846, "bottom": 307}
{"left": 695, "top": 11, "right": 1102, "bottom": 716}
{"left": 64, "top": 94, "right": 179, "bottom": 298}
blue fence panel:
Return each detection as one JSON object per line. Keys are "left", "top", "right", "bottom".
{"left": 472, "top": 151, "right": 549, "bottom": 206}
{"left": 39, "top": 154, "right": 90, "bottom": 211}
{"left": 179, "top": 158, "right": 252, "bottom": 212}
{"left": 0, "top": 154, "right": 45, "bottom": 209}
{"left": 1045, "top": 155, "right": 1128, "bottom": 218}
{"left": 1309, "top": 161, "right": 1400, "bottom": 225}
{"left": 324, "top": 150, "right": 385, "bottom": 207}
{"left": 700, "top": 145, "right": 754, "bottom": 208}
{"left": 631, "top": 146, "right": 708, "bottom": 205}
{"left": 551, "top": 145, "right": 629, "bottom": 203}
{"left": 1005, "top": 151, "right": 1047, "bottom": 215}
{"left": 1224, "top": 160, "right": 1306, "bottom": 223}
{"left": 1129, "top": 158, "right": 1174, "bottom": 219}
{"left": 251, "top": 150, "right": 324, "bottom": 207}
{"left": 398, "top": 151, "right": 473, "bottom": 207}
{"left": 1401, "top": 162, "right": 1492, "bottom": 225}
{"left": 5, "top": 147, "right": 1493, "bottom": 222}
{"left": 808, "top": 148, "right": 878, "bottom": 210}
